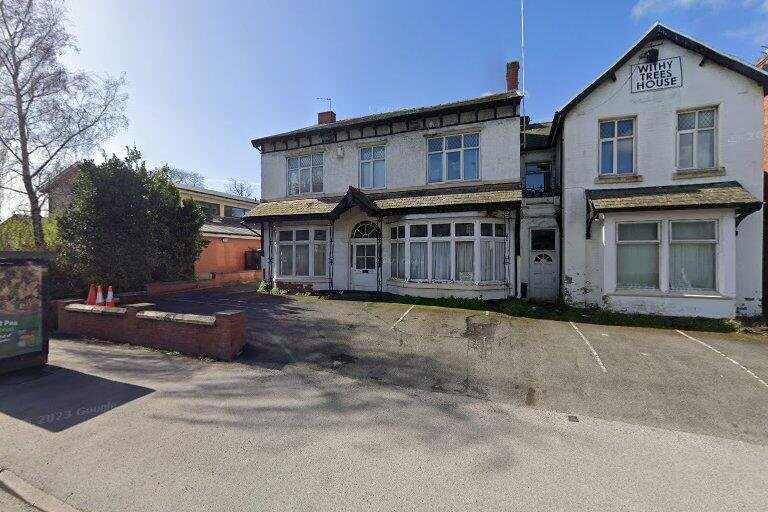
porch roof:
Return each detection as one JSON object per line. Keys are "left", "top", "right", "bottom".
{"left": 243, "top": 182, "right": 522, "bottom": 222}
{"left": 586, "top": 181, "right": 761, "bottom": 214}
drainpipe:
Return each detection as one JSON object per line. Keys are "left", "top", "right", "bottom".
{"left": 329, "top": 218, "right": 335, "bottom": 292}
{"left": 514, "top": 204, "right": 521, "bottom": 298}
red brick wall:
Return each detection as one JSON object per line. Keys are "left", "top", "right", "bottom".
{"left": 58, "top": 303, "right": 246, "bottom": 360}
{"left": 195, "top": 237, "right": 260, "bottom": 276}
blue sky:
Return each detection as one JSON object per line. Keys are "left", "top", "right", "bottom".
{"left": 63, "top": 0, "right": 767, "bottom": 199}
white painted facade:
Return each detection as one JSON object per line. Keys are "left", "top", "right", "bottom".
{"left": 560, "top": 37, "right": 765, "bottom": 317}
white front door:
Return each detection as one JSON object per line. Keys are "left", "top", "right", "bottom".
{"left": 350, "top": 242, "right": 378, "bottom": 291}
{"left": 529, "top": 229, "right": 558, "bottom": 301}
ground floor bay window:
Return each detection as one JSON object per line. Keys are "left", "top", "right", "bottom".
{"left": 277, "top": 227, "right": 328, "bottom": 279}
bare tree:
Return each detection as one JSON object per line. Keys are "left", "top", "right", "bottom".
{"left": 154, "top": 164, "right": 206, "bottom": 188}
{"left": 0, "top": 0, "right": 128, "bottom": 247}
{"left": 225, "top": 178, "right": 254, "bottom": 199}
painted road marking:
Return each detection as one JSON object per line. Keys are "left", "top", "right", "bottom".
{"left": 392, "top": 305, "right": 415, "bottom": 330}
{"left": 676, "top": 330, "right": 768, "bottom": 390}
{"left": 569, "top": 322, "right": 608, "bottom": 373}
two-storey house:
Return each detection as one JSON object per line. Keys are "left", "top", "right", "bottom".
{"left": 246, "top": 23, "right": 767, "bottom": 318}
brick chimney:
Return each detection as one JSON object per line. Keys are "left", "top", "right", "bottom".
{"left": 318, "top": 111, "right": 336, "bottom": 124}
{"left": 506, "top": 61, "right": 520, "bottom": 91}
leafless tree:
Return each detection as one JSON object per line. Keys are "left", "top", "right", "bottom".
{"left": 225, "top": 178, "right": 254, "bottom": 199}
{"left": 154, "top": 164, "right": 206, "bottom": 188}
{"left": 0, "top": 0, "right": 128, "bottom": 247}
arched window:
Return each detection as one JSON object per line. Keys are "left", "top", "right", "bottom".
{"left": 351, "top": 221, "right": 381, "bottom": 239}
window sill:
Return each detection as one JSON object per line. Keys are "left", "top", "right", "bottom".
{"left": 387, "top": 278, "right": 507, "bottom": 290}
{"left": 426, "top": 179, "right": 483, "bottom": 188}
{"left": 594, "top": 174, "right": 644, "bottom": 184}
{"left": 285, "top": 192, "right": 326, "bottom": 199}
{"left": 672, "top": 167, "right": 725, "bottom": 180}
{"left": 608, "top": 290, "right": 734, "bottom": 300}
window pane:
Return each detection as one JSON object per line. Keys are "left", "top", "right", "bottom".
{"left": 314, "top": 229, "right": 326, "bottom": 241}
{"left": 446, "top": 151, "right": 461, "bottom": 180}
{"left": 397, "top": 226, "right": 405, "bottom": 239}
{"left": 617, "top": 244, "right": 659, "bottom": 289}
{"left": 373, "top": 160, "right": 386, "bottom": 188}
{"left": 288, "top": 157, "right": 299, "bottom": 170}
{"left": 455, "top": 223, "right": 474, "bottom": 236}
{"left": 372, "top": 146, "right": 385, "bottom": 159}
{"left": 600, "top": 140, "right": 614, "bottom": 174}
{"left": 678, "top": 132, "right": 694, "bottom": 168}
{"left": 670, "top": 243, "right": 715, "bottom": 291}
{"left": 616, "top": 119, "right": 634, "bottom": 137}
{"left": 599, "top": 121, "right": 615, "bottom": 139}
{"left": 495, "top": 224, "right": 506, "bottom": 237}
{"left": 671, "top": 221, "right": 716, "bottom": 240}
{"left": 432, "top": 241, "right": 451, "bottom": 280}
{"left": 428, "top": 153, "right": 443, "bottom": 182}
{"left": 697, "top": 109, "right": 715, "bottom": 129}
{"left": 279, "top": 245, "right": 293, "bottom": 276}
{"left": 390, "top": 243, "right": 399, "bottom": 278}
{"left": 390, "top": 227, "right": 398, "bottom": 239}
{"left": 278, "top": 230, "right": 293, "bottom": 241}
{"left": 311, "top": 153, "right": 323, "bottom": 166}
{"left": 463, "top": 133, "right": 479, "bottom": 148}
{"left": 618, "top": 223, "right": 657, "bottom": 241}
{"left": 494, "top": 241, "right": 506, "bottom": 281}
{"left": 295, "top": 229, "right": 309, "bottom": 241}
{"left": 300, "top": 168, "right": 311, "bottom": 193}
{"left": 531, "top": 229, "right": 556, "bottom": 250}
{"left": 617, "top": 138, "right": 633, "bottom": 174}
{"left": 678, "top": 112, "right": 695, "bottom": 131}
{"left": 311, "top": 166, "right": 323, "bottom": 192}
{"left": 410, "top": 224, "right": 427, "bottom": 238}
{"left": 463, "top": 148, "right": 479, "bottom": 180}
{"left": 288, "top": 170, "right": 300, "bottom": 196}
{"left": 455, "top": 241, "right": 474, "bottom": 281}
{"left": 697, "top": 129, "right": 715, "bottom": 168}
{"left": 295, "top": 245, "right": 309, "bottom": 276}
{"left": 431, "top": 223, "right": 451, "bottom": 237}
{"left": 481, "top": 223, "right": 493, "bottom": 236}
{"left": 427, "top": 138, "right": 443, "bottom": 152}
{"left": 361, "top": 161, "right": 372, "bottom": 188}
{"left": 446, "top": 135, "right": 462, "bottom": 150}
{"left": 524, "top": 172, "right": 545, "bottom": 190}
{"left": 313, "top": 243, "right": 326, "bottom": 276}
{"left": 480, "top": 241, "right": 494, "bottom": 281}
{"left": 360, "top": 147, "right": 373, "bottom": 161}
{"left": 300, "top": 156, "right": 312, "bottom": 167}
{"left": 410, "top": 242, "right": 428, "bottom": 279}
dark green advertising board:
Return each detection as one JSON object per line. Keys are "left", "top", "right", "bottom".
{"left": 0, "top": 251, "right": 53, "bottom": 374}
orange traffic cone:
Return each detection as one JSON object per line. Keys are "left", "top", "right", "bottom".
{"left": 106, "top": 286, "right": 116, "bottom": 307}
{"left": 95, "top": 285, "right": 105, "bottom": 305}
{"left": 86, "top": 284, "right": 97, "bottom": 305}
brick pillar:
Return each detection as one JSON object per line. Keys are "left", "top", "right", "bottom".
{"left": 214, "top": 310, "right": 246, "bottom": 360}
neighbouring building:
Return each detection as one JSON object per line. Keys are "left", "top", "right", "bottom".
{"left": 244, "top": 23, "right": 767, "bottom": 318}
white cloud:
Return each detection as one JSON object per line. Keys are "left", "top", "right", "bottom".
{"left": 631, "top": 0, "right": 727, "bottom": 19}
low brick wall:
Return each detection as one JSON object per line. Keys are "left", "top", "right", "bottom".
{"left": 57, "top": 302, "right": 246, "bottom": 360}
{"left": 146, "top": 270, "right": 262, "bottom": 295}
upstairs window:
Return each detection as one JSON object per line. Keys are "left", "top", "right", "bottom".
{"left": 360, "top": 146, "right": 386, "bottom": 189}
{"left": 677, "top": 108, "right": 717, "bottom": 170}
{"left": 195, "top": 201, "right": 220, "bottom": 220}
{"left": 224, "top": 206, "right": 248, "bottom": 218}
{"left": 427, "top": 133, "right": 480, "bottom": 183}
{"left": 599, "top": 118, "right": 634, "bottom": 175}
{"left": 523, "top": 162, "right": 553, "bottom": 192}
{"left": 287, "top": 153, "right": 323, "bottom": 196}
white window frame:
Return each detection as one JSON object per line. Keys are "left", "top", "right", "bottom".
{"left": 676, "top": 107, "right": 718, "bottom": 171}
{"left": 669, "top": 219, "right": 718, "bottom": 292}
{"left": 359, "top": 145, "right": 386, "bottom": 190}
{"left": 615, "top": 221, "right": 660, "bottom": 290}
{"left": 286, "top": 153, "right": 324, "bottom": 196}
{"left": 426, "top": 132, "right": 481, "bottom": 184}
{"left": 389, "top": 225, "right": 406, "bottom": 280}
{"left": 598, "top": 117, "right": 635, "bottom": 175}
{"left": 276, "top": 227, "right": 329, "bottom": 278}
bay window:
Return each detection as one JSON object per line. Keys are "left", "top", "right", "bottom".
{"left": 409, "top": 224, "right": 428, "bottom": 280}
{"left": 431, "top": 223, "right": 451, "bottom": 281}
{"left": 287, "top": 153, "right": 323, "bottom": 196}
{"left": 277, "top": 227, "right": 328, "bottom": 277}
{"left": 427, "top": 133, "right": 480, "bottom": 183}
{"left": 599, "top": 118, "right": 634, "bottom": 175}
{"left": 390, "top": 226, "right": 406, "bottom": 279}
{"left": 677, "top": 108, "right": 717, "bottom": 170}
{"left": 616, "top": 222, "right": 659, "bottom": 289}
{"left": 670, "top": 221, "right": 717, "bottom": 291}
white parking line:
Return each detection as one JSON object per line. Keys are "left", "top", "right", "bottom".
{"left": 391, "top": 305, "right": 415, "bottom": 330}
{"left": 569, "top": 322, "right": 608, "bottom": 373}
{"left": 676, "top": 330, "right": 768, "bottom": 390}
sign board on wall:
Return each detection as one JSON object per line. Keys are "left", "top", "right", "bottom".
{"left": 631, "top": 56, "right": 683, "bottom": 93}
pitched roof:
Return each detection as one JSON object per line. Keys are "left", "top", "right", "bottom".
{"left": 586, "top": 181, "right": 761, "bottom": 213}
{"left": 549, "top": 23, "right": 768, "bottom": 145}
{"left": 178, "top": 185, "right": 257, "bottom": 204}
{"left": 200, "top": 218, "right": 259, "bottom": 237}
{"left": 243, "top": 182, "right": 522, "bottom": 221}
{"left": 251, "top": 91, "right": 522, "bottom": 149}
{"left": 522, "top": 121, "right": 552, "bottom": 151}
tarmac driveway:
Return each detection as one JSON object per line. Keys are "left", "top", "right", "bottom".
{"left": 149, "top": 287, "right": 768, "bottom": 445}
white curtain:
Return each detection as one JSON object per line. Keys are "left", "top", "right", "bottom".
{"left": 670, "top": 243, "right": 715, "bottom": 290}
{"left": 432, "top": 241, "right": 451, "bottom": 280}
{"left": 410, "top": 242, "right": 428, "bottom": 279}
{"left": 278, "top": 245, "right": 293, "bottom": 276}
{"left": 455, "top": 241, "right": 474, "bottom": 281}
{"left": 494, "top": 241, "right": 506, "bottom": 281}
{"left": 617, "top": 244, "right": 658, "bottom": 289}
{"left": 480, "top": 241, "right": 493, "bottom": 281}
{"left": 295, "top": 244, "right": 309, "bottom": 276}
{"left": 313, "top": 243, "right": 326, "bottom": 276}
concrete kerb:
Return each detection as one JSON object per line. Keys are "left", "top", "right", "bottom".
{"left": 0, "top": 469, "right": 82, "bottom": 512}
